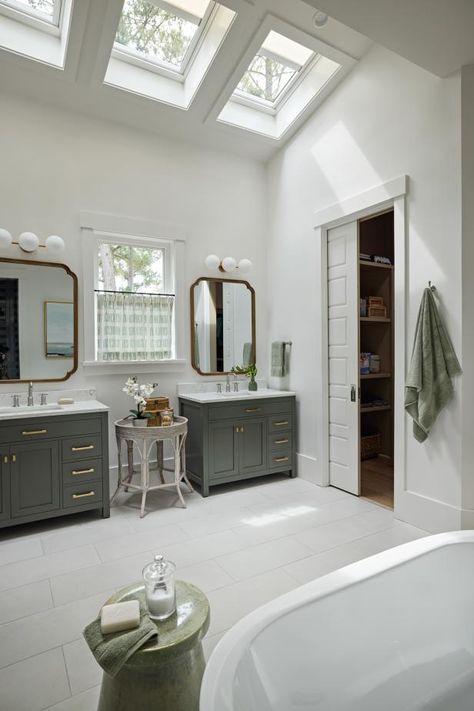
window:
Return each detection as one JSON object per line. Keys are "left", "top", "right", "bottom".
{"left": 113, "top": 0, "right": 214, "bottom": 77}
{"left": 94, "top": 237, "right": 175, "bottom": 363}
{"left": 0, "top": 0, "right": 61, "bottom": 26}
{"left": 234, "top": 31, "right": 315, "bottom": 111}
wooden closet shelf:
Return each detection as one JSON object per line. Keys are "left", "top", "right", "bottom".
{"left": 359, "top": 260, "right": 393, "bottom": 270}
{"left": 360, "top": 317, "right": 391, "bottom": 323}
{"left": 360, "top": 405, "right": 391, "bottom": 413}
{"left": 360, "top": 373, "right": 391, "bottom": 380}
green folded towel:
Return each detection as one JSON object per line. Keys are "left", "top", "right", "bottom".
{"left": 271, "top": 341, "right": 289, "bottom": 377}
{"left": 405, "top": 288, "right": 462, "bottom": 442}
{"left": 84, "top": 599, "right": 157, "bottom": 677}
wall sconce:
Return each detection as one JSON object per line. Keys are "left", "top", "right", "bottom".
{"left": 205, "top": 254, "right": 252, "bottom": 274}
{"left": 0, "top": 228, "right": 65, "bottom": 256}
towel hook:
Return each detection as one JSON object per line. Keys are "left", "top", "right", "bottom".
{"left": 428, "top": 281, "right": 436, "bottom": 291}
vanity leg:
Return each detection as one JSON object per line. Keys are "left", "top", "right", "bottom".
{"left": 289, "top": 470, "right": 296, "bottom": 478}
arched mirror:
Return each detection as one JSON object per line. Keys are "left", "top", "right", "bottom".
{"left": 190, "top": 277, "right": 255, "bottom": 375}
{"left": 0, "top": 258, "right": 78, "bottom": 382}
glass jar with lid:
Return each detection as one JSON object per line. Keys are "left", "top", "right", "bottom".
{"left": 142, "top": 554, "right": 176, "bottom": 621}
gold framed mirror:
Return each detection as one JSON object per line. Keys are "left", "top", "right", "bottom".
{"left": 0, "top": 257, "right": 78, "bottom": 383}
{"left": 190, "top": 277, "right": 255, "bottom": 375}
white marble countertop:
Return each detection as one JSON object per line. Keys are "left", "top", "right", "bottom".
{"left": 178, "top": 388, "right": 296, "bottom": 404}
{"left": 0, "top": 399, "right": 109, "bottom": 421}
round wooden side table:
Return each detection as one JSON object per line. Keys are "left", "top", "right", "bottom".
{"left": 112, "top": 416, "right": 194, "bottom": 518}
{"left": 97, "top": 581, "right": 210, "bottom": 711}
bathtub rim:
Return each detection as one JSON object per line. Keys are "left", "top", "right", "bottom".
{"left": 200, "top": 530, "right": 474, "bottom": 710}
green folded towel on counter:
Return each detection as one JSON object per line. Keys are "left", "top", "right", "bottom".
{"left": 405, "top": 288, "right": 462, "bottom": 442}
{"left": 84, "top": 599, "right": 157, "bottom": 677}
{"left": 271, "top": 341, "right": 289, "bottom": 377}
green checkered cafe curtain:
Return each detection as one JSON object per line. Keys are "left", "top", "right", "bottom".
{"left": 96, "top": 292, "right": 174, "bottom": 361}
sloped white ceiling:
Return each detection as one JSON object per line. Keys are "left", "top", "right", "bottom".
{"left": 302, "top": 0, "right": 474, "bottom": 77}
{"left": 0, "top": 0, "right": 371, "bottom": 161}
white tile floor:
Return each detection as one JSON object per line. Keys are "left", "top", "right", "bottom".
{"left": 0, "top": 475, "right": 427, "bottom": 711}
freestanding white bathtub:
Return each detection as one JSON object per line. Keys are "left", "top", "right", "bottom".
{"left": 200, "top": 532, "right": 474, "bottom": 711}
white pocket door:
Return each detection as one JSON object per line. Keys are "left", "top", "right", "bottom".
{"left": 327, "top": 222, "right": 359, "bottom": 495}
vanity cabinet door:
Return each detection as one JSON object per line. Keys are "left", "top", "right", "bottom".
{"left": 209, "top": 422, "right": 239, "bottom": 481}
{"left": 0, "top": 453, "right": 10, "bottom": 521}
{"left": 10, "top": 441, "right": 60, "bottom": 518}
{"left": 238, "top": 419, "right": 267, "bottom": 476}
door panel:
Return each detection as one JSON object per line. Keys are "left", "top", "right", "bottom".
{"left": 10, "top": 441, "right": 60, "bottom": 518}
{"left": 328, "top": 222, "right": 359, "bottom": 494}
{"left": 239, "top": 419, "right": 266, "bottom": 475}
{"left": 209, "top": 422, "right": 239, "bottom": 481}
{"left": 0, "top": 452, "right": 10, "bottom": 521}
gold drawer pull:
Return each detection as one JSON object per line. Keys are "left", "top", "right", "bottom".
{"left": 274, "top": 421, "right": 289, "bottom": 426}
{"left": 71, "top": 444, "right": 94, "bottom": 452}
{"left": 72, "top": 468, "right": 95, "bottom": 476}
{"left": 245, "top": 408, "right": 261, "bottom": 413}
{"left": 274, "top": 438, "right": 289, "bottom": 444}
{"left": 72, "top": 491, "right": 95, "bottom": 499}
{"left": 22, "top": 429, "right": 47, "bottom": 436}
{"left": 274, "top": 456, "right": 289, "bottom": 463}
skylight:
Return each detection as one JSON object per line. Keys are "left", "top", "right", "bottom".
{"left": 0, "top": 0, "right": 61, "bottom": 25}
{"left": 234, "top": 31, "right": 315, "bottom": 110}
{"left": 114, "top": 0, "right": 213, "bottom": 75}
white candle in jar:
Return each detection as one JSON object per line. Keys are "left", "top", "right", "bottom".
{"left": 146, "top": 586, "right": 175, "bottom": 619}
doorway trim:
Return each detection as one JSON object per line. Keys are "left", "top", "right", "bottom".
{"left": 313, "top": 176, "right": 408, "bottom": 515}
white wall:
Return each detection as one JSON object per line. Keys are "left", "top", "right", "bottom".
{"left": 266, "top": 45, "right": 463, "bottom": 532}
{"left": 0, "top": 93, "right": 267, "bottom": 480}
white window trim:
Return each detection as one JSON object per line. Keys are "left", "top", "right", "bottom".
{"left": 80, "top": 211, "right": 186, "bottom": 374}
{"left": 111, "top": 1, "right": 215, "bottom": 81}
{"left": 0, "top": 0, "right": 62, "bottom": 30}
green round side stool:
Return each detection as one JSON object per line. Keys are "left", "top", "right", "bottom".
{"left": 98, "top": 580, "right": 210, "bottom": 711}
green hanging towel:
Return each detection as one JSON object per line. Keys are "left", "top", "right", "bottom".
{"left": 405, "top": 288, "right": 461, "bottom": 442}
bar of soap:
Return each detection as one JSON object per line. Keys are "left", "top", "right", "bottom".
{"left": 58, "top": 398, "right": 74, "bottom": 405}
{"left": 100, "top": 600, "right": 140, "bottom": 634}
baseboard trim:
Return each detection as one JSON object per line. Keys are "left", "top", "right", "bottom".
{"left": 396, "top": 489, "right": 461, "bottom": 532}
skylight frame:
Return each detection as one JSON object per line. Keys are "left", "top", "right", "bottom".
{"left": 232, "top": 34, "right": 316, "bottom": 114}
{"left": 0, "top": 0, "right": 62, "bottom": 31}
{"left": 112, "top": 0, "right": 216, "bottom": 81}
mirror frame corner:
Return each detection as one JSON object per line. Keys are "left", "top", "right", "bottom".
{"left": 190, "top": 276, "right": 256, "bottom": 376}
{"left": 0, "top": 257, "right": 79, "bottom": 384}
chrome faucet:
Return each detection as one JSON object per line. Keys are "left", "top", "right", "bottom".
{"left": 233, "top": 374, "right": 239, "bottom": 392}
{"left": 217, "top": 382, "right": 222, "bottom": 394}
{"left": 27, "top": 381, "right": 34, "bottom": 406}
{"left": 225, "top": 374, "right": 231, "bottom": 393}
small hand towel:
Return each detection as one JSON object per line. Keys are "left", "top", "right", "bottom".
{"left": 271, "top": 341, "right": 289, "bottom": 378}
{"left": 242, "top": 342, "right": 252, "bottom": 367}
{"left": 405, "top": 288, "right": 462, "bottom": 442}
{"left": 84, "top": 598, "right": 157, "bottom": 677}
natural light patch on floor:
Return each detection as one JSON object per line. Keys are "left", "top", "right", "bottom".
{"left": 242, "top": 505, "right": 318, "bottom": 527}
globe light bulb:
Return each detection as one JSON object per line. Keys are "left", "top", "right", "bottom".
{"left": 0, "top": 228, "right": 12, "bottom": 249}
{"left": 221, "top": 257, "right": 237, "bottom": 273}
{"left": 45, "top": 235, "right": 65, "bottom": 254}
{"left": 205, "top": 254, "right": 220, "bottom": 270}
{"left": 237, "top": 258, "right": 252, "bottom": 274}
{"left": 18, "top": 232, "right": 39, "bottom": 253}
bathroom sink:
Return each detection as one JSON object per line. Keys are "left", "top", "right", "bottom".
{"left": 217, "top": 391, "right": 255, "bottom": 398}
{"left": 0, "top": 404, "right": 64, "bottom": 414}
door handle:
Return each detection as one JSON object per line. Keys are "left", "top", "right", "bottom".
{"left": 350, "top": 385, "right": 357, "bottom": 402}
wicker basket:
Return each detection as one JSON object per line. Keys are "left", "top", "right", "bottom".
{"left": 361, "top": 433, "right": 381, "bottom": 460}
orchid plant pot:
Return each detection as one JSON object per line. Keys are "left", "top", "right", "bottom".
{"left": 132, "top": 418, "right": 149, "bottom": 427}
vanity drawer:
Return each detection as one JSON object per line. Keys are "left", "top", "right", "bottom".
{"left": 268, "top": 451, "right": 292, "bottom": 469}
{"left": 208, "top": 399, "right": 292, "bottom": 421}
{"left": 269, "top": 415, "right": 292, "bottom": 433}
{"left": 62, "top": 434, "right": 102, "bottom": 462}
{"left": 62, "top": 458, "right": 103, "bottom": 485}
{"left": 0, "top": 417, "right": 102, "bottom": 444}
{"left": 269, "top": 432, "right": 292, "bottom": 451}
{"left": 63, "top": 483, "right": 103, "bottom": 509}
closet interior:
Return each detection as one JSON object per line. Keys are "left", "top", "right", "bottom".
{"left": 359, "top": 210, "right": 394, "bottom": 509}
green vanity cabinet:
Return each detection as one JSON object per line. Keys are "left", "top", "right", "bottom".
{"left": 0, "top": 410, "right": 109, "bottom": 529}
{"left": 179, "top": 395, "right": 296, "bottom": 496}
